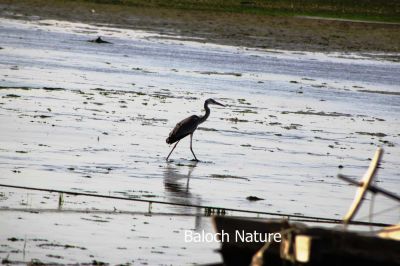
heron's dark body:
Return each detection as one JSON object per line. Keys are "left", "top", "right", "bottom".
{"left": 166, "top": 115, "right": 200, "bottom": 144}
{"left": 165, "top": 98, "right": 224, "bottom": 161}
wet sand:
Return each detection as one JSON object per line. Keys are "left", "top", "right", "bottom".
{"left": 0, "top": 15, "right": 399, "bottom": 265}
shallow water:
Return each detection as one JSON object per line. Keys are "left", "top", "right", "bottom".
{"left": 0, "top": 18, "right": 399, "bottom": 264}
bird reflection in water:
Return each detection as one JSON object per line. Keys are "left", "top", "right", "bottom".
{"left": 163, "top": 161, "right": 204, "bottom": 231}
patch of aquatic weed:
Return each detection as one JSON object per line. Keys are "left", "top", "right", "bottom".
{"left": 91, "top": 88, "right": 131, "bottom": 97}
{"left": 42, "top": 87, "right": 65, "bottom": 91}
{"left": 2, "top": 94, "right": 21, "bottom": 98}
{"left": 37, "top": 243, "right": 87, "bottom": 250}
{"left": 88, "top": 260, "right": 109, "bottom": 265}
{"left": 0, "top": 86, "right": 88, "bottom": 97}
{"left": 0, "top": 191, "right": 8, "bottom": 201}
{"left": 135, "top": 115, "right": 168, "bottom": 126}
{"left": 357, "top": 90, "right": 400, "bottom": 96}
{"left": 281, "top": 110, "right": 352, "bottom": 117}
{"left": 237, "top": 98, "right": 251, "bottom": 105}
{"left": 210, "top": 174, "right": 249, "bottom": 181}
{"left": 132, "top": 67, "right": 156, "bottom": 74}
{"left": 223, "top": 117, "right": 249, "bottom": 123}
{"left": 194, "top": 71, "right": 242, "bottom": 77}
{"left": 233, "top": 109, "right": 258, "bottom": 114}
{"left": 282, "top": 123, "right": 303, "bottom": 130}
{"left": 90, "top": 88, "right": 197, "bottom": 101}
{"left": 81, "top": 217, "right": 110, "bottom": 223}
{"left": 46, "top": 254, "right": 64, "bottom": 259}
{"left": 379, "top": 139, "right": 395, "bottom": 147}
{"left": 0, "top": 86, "right": 33, "bottom": 90}
{"left": 355, "top": 132, "right": 387, "bottom": 137}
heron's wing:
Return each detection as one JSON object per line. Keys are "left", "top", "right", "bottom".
{"left": 166, "top": 115, "right": 200, "bottom": 144}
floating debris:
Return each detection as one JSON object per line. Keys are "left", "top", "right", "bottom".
{"left": 43, "top": 87, "right": 65, "bottom": 91}
{"left": 282, "top": 110, "right": 352, "bottom": 117}
{"left": 34, "top": 115, "right": 52, "bottom": 119}
{"left": 210, "top": 174, "right": 249, "bottom": 181}
{"left": 7, "top": 237, "right": 23, "bottom": 242}
{"left": 88, "top": 37, "right": 111, "bottom": 44}
{"left": 237, "top": 98, "right": 251, "bottom": 105}
{"left": 225, "top": 117, "right": 249, "bottom": 123}
{"left": 37, "top": 243, "right": 87, "bottom": 250}
{"left": 356, "top": 132, "right": 387, "bottom": 137}
{"left": 358, "top": 90, "right": 400, "bottom": 96}
{"left": 246, "top": 196, "right": 264, "bottom": 201}
{"left": 198, "top": 127, "right": 217, "bottom": 131}
{"left": 195, "top": 71, "right": 242, "bottom": 77}
{"left": 3, "top": 94, "right": 20, "bottom": 98}
{"left": 233, "top": 109, "right": 258, "bottom": 114}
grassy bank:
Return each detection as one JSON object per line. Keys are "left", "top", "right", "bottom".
{"left": 75, "top": 0, "right": 400, "bottom": 22}
{"left": 1, "top": 0, "right": 399, "bottom": 54}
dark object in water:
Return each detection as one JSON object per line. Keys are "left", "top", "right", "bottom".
{"left": 246, "top": 196, "right": 264, "bottom": 201}
{"left": 88, "top": 37, "right": 111, "bottom": 44}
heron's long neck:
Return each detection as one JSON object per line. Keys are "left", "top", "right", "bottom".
{"left": 199, "top": 102, "right": 210, "bottom": 124}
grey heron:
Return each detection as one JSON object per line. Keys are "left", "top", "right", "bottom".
{"left": 166, "top": 98, "right": 225, "bottom": 161}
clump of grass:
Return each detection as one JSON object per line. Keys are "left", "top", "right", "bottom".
{"left": 76, "top": 0, "right": 400, "bottom": 22}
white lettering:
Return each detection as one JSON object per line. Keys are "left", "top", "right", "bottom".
{"left": 235, "top": 230, "right": 282, "bottom": 243}
{"left": 184, "top": 230, "right": 193, "bottom": 242}
{"left": 184, "top": 230, "right": 230, "bottom": 243}
{"left": 184, "top": 230, "right": 281, "bottom": 243}
{"left": 274, "top": 232, "right": 281, "bottom": 242}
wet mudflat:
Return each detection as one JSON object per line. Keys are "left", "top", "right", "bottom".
{"left": 0, "top": 18, "right": 399, "bottom": 265}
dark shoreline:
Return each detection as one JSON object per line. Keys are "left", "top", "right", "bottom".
{"left": 0, "top": 0, "right": 400, "bottom": 60}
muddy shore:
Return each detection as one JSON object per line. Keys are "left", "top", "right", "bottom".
{"left": 1, "top": 0, "right": 399, "bottom": 58}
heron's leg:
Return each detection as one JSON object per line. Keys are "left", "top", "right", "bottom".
{"left": 190, "top": 133, "right": 199, "bottom": 161}
{"left": 166, "top": 140, "right": 180, "bottom": 161}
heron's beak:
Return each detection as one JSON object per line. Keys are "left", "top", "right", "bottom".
{"left": 213, "top": 100, "right": 225, "bottom": 107}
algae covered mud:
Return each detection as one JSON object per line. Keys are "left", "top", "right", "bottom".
{"left": 0, "top": 18, "right": 399, "bottom": 264}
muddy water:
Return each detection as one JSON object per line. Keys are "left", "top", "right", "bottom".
{"left": 0, "top": 18, "right": 399, "bottom": 264}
